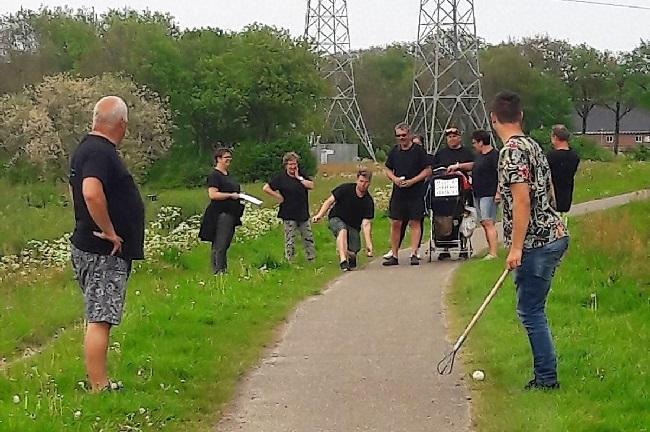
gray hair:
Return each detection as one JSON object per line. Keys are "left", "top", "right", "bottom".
{"left": 552, "top": 124, "right": 571, "bottom": 141}
{"left": 394, "top": 122, "right": 411, "bottom": 132}
{"left": 93, "top": 96, "right": 128, "bottom": 127}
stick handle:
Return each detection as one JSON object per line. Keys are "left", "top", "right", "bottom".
{"left": 453, "top": 269, "right": 510, "bottom": 351}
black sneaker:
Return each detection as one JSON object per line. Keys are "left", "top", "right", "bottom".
{"left": 438, "top": 252, "right": 451, "bottom": 261}
{"left": 524, "top": 379, "right": 560, "bottom": 391}
{"left": 410, "top": 255, "right": 420, "bottom": 266}
{"left": 382, "top": 256, "right": 399, "bottom": 266}
{"left": 348, "top": 254, "right": 357, "bottom": 269}
{"left": 339, "top": 260, "right": 350, "bottom": 272}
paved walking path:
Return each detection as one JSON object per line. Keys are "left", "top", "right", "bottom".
{"left": 216, "top": 190, "right": 649, "bottom": 432}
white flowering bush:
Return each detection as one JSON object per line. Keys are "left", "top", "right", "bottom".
{"left": 0, "top": 73, "right": 173, "bottom": 179}
{"left": 0, "top": 204, "right": 281, "bottom": 279}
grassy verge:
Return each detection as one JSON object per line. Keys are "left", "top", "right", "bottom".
{"left": 449, "top": 200, "right": 649, "bottom": 431}
{"left": 0, "top": 173, "right": 387, "bottom": 255}
{"left": 573, "top": 159, "right": 650, "bottom": 203}
{"left": 0, "top": 216, "right": 391, "bottom": 431}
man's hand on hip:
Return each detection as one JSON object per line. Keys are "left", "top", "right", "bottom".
{"left": 93, "top": 231, "right": 123, "bottom": 256}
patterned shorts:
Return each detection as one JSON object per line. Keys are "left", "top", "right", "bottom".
{"left": 71, "top": 245, "right": 132, "bottom": 325}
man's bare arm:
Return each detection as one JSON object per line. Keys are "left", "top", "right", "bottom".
{"left": 312, "top": 195, "right": 336, "bottom": 222}
{"left": 361, "top": 218, "right": 373, "bottom": 256}
{"left": 506, "top": 182, "right": 531, "bottom": 269}
{"left": 82, "top": 177, "right": 122, "bottom": 255}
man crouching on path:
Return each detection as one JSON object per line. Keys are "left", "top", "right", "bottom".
{"left": 383, "top": 123, "right": 431, "bottom": 267}
{"left": 312, "top": 169, "right": 375, "bottom": 272}
{"left": 69, "top": 96, "right": 145, "bottom": 393}
{"left": 491, "top": 90, "right": 568, "bottom": 390}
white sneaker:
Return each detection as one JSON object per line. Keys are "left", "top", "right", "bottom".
{"left": 382, "top": 250, "right": 394, "bottom": 260}
{"left": 482, "top": 254, "right": 497, "bottom": 261}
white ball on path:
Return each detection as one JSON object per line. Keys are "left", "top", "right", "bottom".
{"left": 472, "top": 370, "right": 485, "bottom": 381}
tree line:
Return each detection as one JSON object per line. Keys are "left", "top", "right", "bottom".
{"left": 0, "top": 7, "right": 648, "bottom": 184}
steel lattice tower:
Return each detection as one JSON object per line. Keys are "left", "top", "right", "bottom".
{"left": 305, "top": 0, "right": 375, "bottom": 160}
{"left": 406, "top": 0, "right": 490, "bottom": 154}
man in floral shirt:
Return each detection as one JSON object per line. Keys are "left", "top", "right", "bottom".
{"left": 491, "top": 90, "right": 568, "bottom": 390}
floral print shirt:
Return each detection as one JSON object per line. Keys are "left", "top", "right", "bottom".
{"left": 498, "top": 136, "right": 567, "bottom": 249}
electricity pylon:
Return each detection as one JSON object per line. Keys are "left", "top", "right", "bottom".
{"left": 305, "top": 0, "right": 375, "bottom": 160}
{"left": 406, "top": 0, "right": 491, "bottom": 153}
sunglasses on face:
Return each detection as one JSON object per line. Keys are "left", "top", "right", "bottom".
{"left": 395, "top": 133, "right": 408, "bottom": 138}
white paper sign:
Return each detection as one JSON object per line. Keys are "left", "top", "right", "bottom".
{"left": 239, "top": 193, "right": 263, "bottom": 206}
{"left": 433, "top": 179, "right": 459, "bottom": 197}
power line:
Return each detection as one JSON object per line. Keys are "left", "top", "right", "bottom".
{"left": 558, "top": 0, "right": 650, "bottom": 10}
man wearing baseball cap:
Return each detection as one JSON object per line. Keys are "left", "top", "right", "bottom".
{"left": 431, "top": 127, "right": 476, "bottom": 260}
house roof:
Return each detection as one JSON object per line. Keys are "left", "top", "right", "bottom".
{"left": 572, "top": 106, "right": 650, "bottom": 134}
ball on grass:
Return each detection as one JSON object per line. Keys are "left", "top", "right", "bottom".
{"left": 472, "top": 370, "right": 485, "bottom": 381}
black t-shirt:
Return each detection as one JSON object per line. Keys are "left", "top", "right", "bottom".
{"left": 546, "top": 148, "right": 580, "bottom": 212}
{"left": 69, "top": 134, "right": 145, "bottom": 260}
{"left": 207, "top": 170, "right": 242, "bottom": 216}
{"left": 385, "top": 144, "right": 430, "bottom": 198}
{"left": 268, "top": 169, "right": 311, "bottom": 222}
{"left": 472, "top": 148, "right": 499, "bottom": 198}
{"left": 328, "top": 183, "right": 374, "bottom": 230}
{"left": 432, "top": 146, "right": 475, "bottom": 169}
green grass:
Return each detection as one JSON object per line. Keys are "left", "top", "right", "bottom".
{"left": 573, "top": 159, "right": 650, "bottom": 204}
{"left": 449, "top": 200, "right": 650, "bottom": 432}
{"left": 0, "top": 174, "right": 384, "bottom": 255}
{"left": 0, "top": 217, "right": 392, "bottom": 431}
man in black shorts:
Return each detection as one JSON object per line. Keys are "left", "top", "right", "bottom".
{"left": 69, "top": 96, "right": 145, "bottom": 393}
{"left": 383, "top": 123, "right": 431, "bottom": 266}
{"left": 312, "top": 169, "right": 375, "bottom": 271}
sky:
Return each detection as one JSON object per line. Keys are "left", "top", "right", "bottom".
{"left": 1, "top": 0, "right": 648, "bottom": 53}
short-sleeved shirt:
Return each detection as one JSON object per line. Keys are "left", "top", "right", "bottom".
{"left": 472, "top": 148, "right": 499, "bottom": 198}
{"left": 328, "top": 183, "right": 374, "bottom": 230}
{"left": 207, "top": 170, "right": 242, "bottom": 216}
{"left": 431, "top": 146, "right": 475, "bottom": 169}
{"left": 69, "top": 134, "right": 145, "bottom": 260}
{"left": 498, "top": 136, "right": 566, "bottom": 249}
{"left": 268, "top": 169, "right": 311, "bottom": 222}
{"left": 385, "top": 144, "right": 430, "bottom": 198}
{"left": 546, "top": 148, "right": 580, "bottom": 212}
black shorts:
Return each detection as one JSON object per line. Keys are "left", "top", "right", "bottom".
{"left": 389, "top": 194, "right": 425, "bottom": 221}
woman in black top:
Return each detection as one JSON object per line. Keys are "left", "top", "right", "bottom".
{"left": 263, "top": 152, "right": 316, "bottom": 262}
{"left": 199, "top": 148, "right": 245, "bottom": 273}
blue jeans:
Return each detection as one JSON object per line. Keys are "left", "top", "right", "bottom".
{"left": 513, "top": 236, "right": 569, "bottom": 385}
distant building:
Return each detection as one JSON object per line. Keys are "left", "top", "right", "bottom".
{"left": 572, "top": 106, "right": 650, "bottom": 152}
{"left": 312, "top": 143, "right": 359, "bottom": 164}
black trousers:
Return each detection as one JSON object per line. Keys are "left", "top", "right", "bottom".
{"left": 211, "top": 213, "right": 236, "bottom": 273}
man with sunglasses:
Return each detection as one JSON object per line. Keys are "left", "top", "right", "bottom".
{"left": 431, "top": 127, "right": 476, "bottom": 260}
{"left": 383, "top": 123, "right": 432, "bottom": 266}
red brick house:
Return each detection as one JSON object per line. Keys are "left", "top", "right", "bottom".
{"left": 572, "top": 106, "right": 650, "bottom": 152}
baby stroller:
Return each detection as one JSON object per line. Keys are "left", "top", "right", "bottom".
{"left": 425, "top": 168, "right": 476, "bottom": 261}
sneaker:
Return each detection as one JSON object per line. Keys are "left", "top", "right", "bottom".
{"left": 459, "top": 252, "right": 469, "bottom": 260}
{"left": 382, "top": 250, "right": 394, "bottom": 260}
{"left": 382, "top": 256, "right": 399, "bottom": 266}
{"left": 438, "top": 252, "right": 451, "bottom": 261}
{"left": 348, "top": 254, "right": 357, "bottom": 269}
{"left": 339, "top": 261, "right": 350, "bottom": 272}
{"left": 482, "top": 254, "right": 497, "bottom": 261}
{"left": 410, "top": 255, "right": 420, "bottom": 266}
{"left": 524, "top": 379, "right": 560, "bottom": 391}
